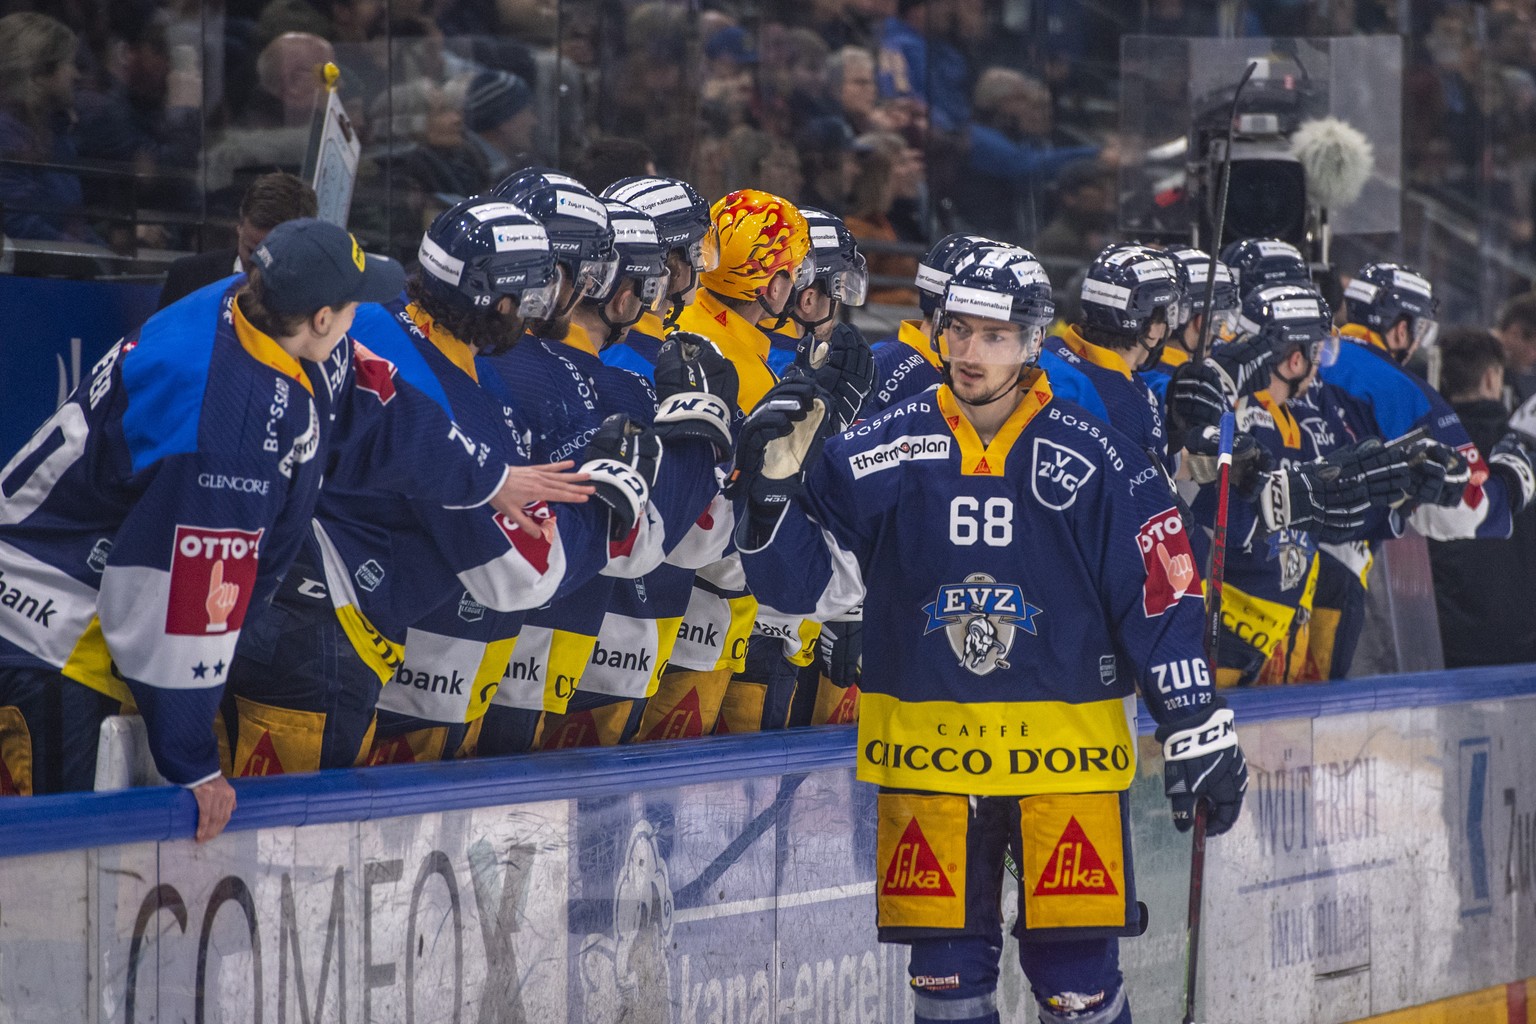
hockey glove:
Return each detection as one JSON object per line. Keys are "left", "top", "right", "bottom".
{"left": 1184, "top": 426, "right": 1272, "bottom": 490}
{"left": 728, "top": 379, "right": 834, "bottom": 549}
{"left": 783, "top": 321, "right": 875, "bottom": 432}
{"left": 1158, "top": 701, "right": 1248, "bottom": 837}
{"left": 653, "top": 331, "right": 739, "bottom": 461}
{"left": 1404, "top": 438, "right": 1470, "bottom": 507}
{"left": 818, "top": 610, "right": 864, "bottom": 690}
{"left": 581, "top": 414, "right": 662, "bottom": 541}
{"left": 1254, "top": 460, "right": 1370, "bottom": 542}
{"left": 1489, "top": 431, "right": 1536, "bottom": 514}
{"left": 1167, "top": 361, "right": 1229, "bottom": 453}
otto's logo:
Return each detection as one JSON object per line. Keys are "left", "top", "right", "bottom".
{"left": 166, "top": 526, "right": 263, "bottom": 636}
{"left": 1034, "top": 817, "right": 1118, "bottom": 896}
{"left": 881, "top": 818, "right": 955, "bottom": 896}
{"left": 848, "top": 434, "right": 950, "bottom": 478}
{"left": 1031, "top": 438, "right": 1096, "bottom": 510}
{"left": 1137, "top": 508, "right": 1197, "bottom": 618}
{"left": 921, "top": 572, "right": 1041, "bottom": 676}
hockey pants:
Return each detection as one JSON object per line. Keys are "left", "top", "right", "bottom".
{"left": 1309, "top": 555, "right": 1367, "bottom": 681}
{"left": 0, "top": 666, "right": 120, "bottom": 794}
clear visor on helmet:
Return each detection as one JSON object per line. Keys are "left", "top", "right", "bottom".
{"left": 1413, "top": 317, "right": 1440, "bottom": 350}
{"left": 575, "top": 255, "right": 620, "bottom": 301}
{"left": 689, "top": 227, "right": 721, "bottom": 274}
{"left": 1211, "top": 307, "right": 1242, "bottom": 343}
{"left": 827, "top": 257, "right": 869, "bottom": 307}
{"left": 1310, "top": 329, "right": 1341, "bottom": 368}
{"left": 515, "top": 277, "right": 561, "bottom": 320}
{"left": 935, "top": 313, "right": 1046, "bottom": 366}
{"left": 791, "top": 255, "right": 815, "bottom": 292}
{"left": 633, "top": 269, "right": 670, "bottom": 314}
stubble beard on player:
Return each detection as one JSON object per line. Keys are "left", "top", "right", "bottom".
{"left": 950, "top": 360, "right": 1024, "bottom": 409}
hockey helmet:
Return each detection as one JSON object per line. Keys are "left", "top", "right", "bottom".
{"left": 797, "top": 206, "right": 868, "bottom": 307}
{"left": 933, "top": 246, "right": 1055, "bottom": 367}
{"left": 1237, "top": 283, "right": 1339, "bottom": 371}
{"left": 416, "top": 197, "right": 560, "bottom": 349}
{"left": 1168, "top": 247, "right": 1241, "bottom": 340}
{"left": 699, "top": 189, "right": 812, "bottom": 302}
{"left": 1077, "top": 243, "right": 1182, "bottom": 340}
{"left": 1342, "top": 262, "right": 1439, "bottom": 354}
{"left": 1220, "top": 237, "right": 1310, "bottom": 298}
{"left": 491, "top": 167, "right": 618, "bottom": 304}
{"left": 915, "top": 232, "right": 991, "bottom": 318}
{"left": 602, "top": 176, "right": 720, "bottom": 274}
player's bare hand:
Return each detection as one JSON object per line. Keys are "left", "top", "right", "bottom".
{"left": 1157, "top": 542, "right": 1194, "bottom": 597}
{"left": 192, "top": 775, "right": 237, "bottom": 843}
{"left": 490, "top": 462, "right": 594, "bottom": 534}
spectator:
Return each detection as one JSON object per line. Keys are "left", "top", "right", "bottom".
{"left": 953, "top": 67, "right": 1100, "bottom": 242}
{"left": 844, "top": 130, "right": 923, "bottom": 305}
{"left": 1427, "top": 328, "right": 1536, "bottom": 668}
{"left": 1496, "top": 293, "right": 1536, "bottom": 404}
{"left": 875, "top": 0, "right": 983, "bottom": 132}
{"left": 572, "top": 136, "right": 656, "bottom": 194}
{"left": 757, "top": 26, "right": 836, "bottom": 137}
{"left": 796, "top": 116, "right": 862, "bottom": 216}
{"left": 1033, "top": 159, "right": 1118, "bottom": 290}
{"left": 464, "top": 69, "right": 536, "bottom": 181}
{"left": 721, "top": 125, "right": 803, "bottom": 203}
{"left": 0, "top": 12, "right": 102, "bottom": 246}
{"left": 157, "top": 172, "right": 319, "bottom": 309}
{"left": 372, "top": 76, "right": 490, "bottom": 259}
{"left": 827, "top": 46, "right": 879, "bottom": 134}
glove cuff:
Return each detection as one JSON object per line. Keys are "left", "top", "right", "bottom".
{"left": 654, "top": 391, "right": 733, "bottom": 459}
{"left": 1256, "top": 469, "right": 1296, "bottom": 533}
{"left": 1159, "top": 705, "right": 1238, "bottom": 762}
{"left": 1491, "top": 450, "right": 1536, "bottom": 513}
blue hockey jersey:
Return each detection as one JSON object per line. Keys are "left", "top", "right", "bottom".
{"left": 868, "top": 320, "right": 944, "bottom": 416}
{"left": 1040, "top": 327, "right": 1169, "bottom": 470}
{"left": 600, "top": 312, "right": 668, "bottom": 382}
{"left": 740, "top": 377, "right": 1214, "bottom": 796}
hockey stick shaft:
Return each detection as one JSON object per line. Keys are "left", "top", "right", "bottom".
{"left": 1184, "top": 410, "right": 1235, "bottom": 1024}
{"left": 1194, "top": 61, "right": 1261, "bottom": 367}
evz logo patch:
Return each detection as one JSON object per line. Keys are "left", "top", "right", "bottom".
{"left": 1031, "top": 438, "right": 1096, "bottom": 510}
{"left": 1137, "top": 508, "right": 1198, "bottom": 617}
{"left": 166, "top": 526, "right": 263, "bottom": 635}
{"left": 921, "top": 572, "right": 1041, "bottom": 676}
{"left": 1266, "top": 528, "right": 1315, "bottom": 592}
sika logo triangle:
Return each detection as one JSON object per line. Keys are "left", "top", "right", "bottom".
{"left": 715, "top": 310, "right": 730, "bottom": 326}
{"left": 881, "top": 818, "right": 957, "bottom": 896}
{"left": 1033, "top": 817, "right": 1118, "bottom": 896}
{"left": 367, "top": 735, "right": 417, "bottom": 766}
{"left": 825, "top": 682, "right": 859, "bottom": 725}
{"left": 240, "top": 730, "right": 286, "bottom": 777}
{"left": 543, "top": 711, "right": 598, "bottom": 750}
{"left": 974, "top": 456, "right": 992, "bottom": 474}
{"left": 947, "top": 415, "right": 961, "bottom": 430}
{"left": 0, "top": 755, "right": 18, "bottom": 796}
{"left": 642, "top": 687, "right": 702, "bottom": 741}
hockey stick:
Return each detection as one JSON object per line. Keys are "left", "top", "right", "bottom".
{"left": 1182, "top": 409, "right": 1235, "bottom": 1024}
{"left": 1194, "top": 61, "right": 1261, "bottom": 367}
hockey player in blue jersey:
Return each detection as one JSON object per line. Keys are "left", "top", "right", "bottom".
{"left": 1190, "top": 283, "right": 1466, "bottom": 686}
{"left": 1219, "top": 237, "right": 1311, "bottom": 299}
{"left": 598, "top": 175, "right": 720, "bottom": 380}
{"left": 1138, "top": 247, "right": 1241, "bottom": 407}
{"left": 222, "top": 204, "right": 618, "bottom": 776}
{"left": 866, "top": 232, "right": 985, "bottom": 416}
{"left": 480, "top": 171, "right": 734, "bottom": 750}
{"left": 1038, "top": 244, "right": 1181, "bottom": 470}
{"left": 0, "top": 219, "right": 412, "bottom": 839}
{"left": 733, "top": 247, "right": 1247, "bottom": 1024}
{"left": 1309, "top": 261, "right": 1536, "bottom": 677}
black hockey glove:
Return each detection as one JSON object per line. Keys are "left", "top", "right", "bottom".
{"left": 581, "top": 414, "right": 662, "bottom": 542}
{"left": 653, "top": 331, "right": 739, "bottom": 461}
{"left": 783, "top": 321, "right": 875, "bottom": 432}
{"left": 1489, "top": 431, "right": 1536, "bottom": 514}
{"left": 1404, "top": 439, "right": 1470, "bottom": 507}
{"left": 818, "top": 611, "right": 863, "bottom": 690}
{"left": 1254, "top": 459, "right": 1370, "bottom": 542}
{"left": 728, "top": 379, "right": 834, "bottom": 549}
{"left": 1167, "top": 361, "right": 1229, "bottom": 452}
{"left": 1158, "top": 701, "right": 1248, "bottom": 837}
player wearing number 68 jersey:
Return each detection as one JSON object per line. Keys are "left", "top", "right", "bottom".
{"left": 735, "top": 249, "right": 1245, "bottom": 1024}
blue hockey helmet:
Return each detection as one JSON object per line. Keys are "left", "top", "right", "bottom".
{"left": 1219, "top": 237, "right": 1310, "bottom": 298}
{"left": 416, "top": 197, "right": 560, "bottom": 352}
{"left": 1169, "top": 247, "right": 1241, "bottom": 340}
{"left": 1077, "top": 243, "right": 1182, "bottom": 341}
{"left": 601, "top": 175, "right": 719, "bottom": 273}
{"left": 1237, "top": 282, "right": 1339, "bottom": 373}
{"left": 1342, "top": 262, "right": 1439, "bottom": 356}
{"left": 933, "top": 246, "right": 1055, "bottom": 368}
{"left": 797, "top": 206, "right": 869, "bottom": 307}
{"left": 491, "top": 167, "right": 617, "bottom": 304}
{"left": 915, "top": 232, "right": 990, "bottom": 318}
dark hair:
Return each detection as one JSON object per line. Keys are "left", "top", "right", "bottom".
{"left": 1439, "top": 327, "right": 1506, "bottom": 399}
{"left": 239, "top": 173, "right": 319, "bottom": 231}
{"left": 405, "top": 275, "right": 520, "bottom": 353}
{"left": 1497, "top": 292, "right": 1536, "bottom": 335}
{"left": 575, "top": 137, "right": 656, "bottom": 194}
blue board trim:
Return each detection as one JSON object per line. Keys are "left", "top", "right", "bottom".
{"left": 3, "top": 664, "right": 1535, "bottom": 859}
